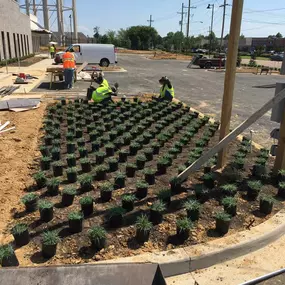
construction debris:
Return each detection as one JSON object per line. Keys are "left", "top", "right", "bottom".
{"left": 0, "top": 86, "right": 20, "bottom": 96}
{"left": 0, "top": 99, "right": 41, "bottom": 112}
{"left": 0, "top": 121, "right": 15, "bottom": 134}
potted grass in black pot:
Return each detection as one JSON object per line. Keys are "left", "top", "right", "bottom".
{"left": 129, "top": 142, "right": 140, "bottom": 156}
{"left": 144, "top": 168, "right": 156, "bottom": 185}
{"left": 38, "top": 200, "right": 54, "bottom": 222}
{"left": 0, "top": 245, "right": 19, "bottom": 267}
{"left": 51, "top": 147, "right": 61, "bottom": 161}
{"left": 79, "top": 174, "right": 93, "bottom": 192}
{"left": 215, "top": 211, "right": 231, "bottom": 235}
{"left": 66, "top": 154, "right": 76, "bottom": 167}
{"left": 66, "top": 167, "right": 78, "bottom": 183}
{"left": 105, "top": 143, "right": 115, "bottom": 157}
{"left": 122, "top": 194, "right": 136, "bottom": 212}
{"left": 80, "top": 196, "right": 94, "bottom": 217}
{"left": 184, "top": 199, "right": 201, "bottom": 221}
{"left": 11, "top": 223, "right": 30, "bottom": 247}
{"left": 52, "top": 161, "right": 63, "bottom": 177}
{"left": 170, "top": 176, "right": 183, "bottom": 194}
{"left": 247, "top": 180, "right": 262, "bottom": 200}
{"left": 66, "top": 141, "right": 76, "bottom": 154}
{"left": 62, "top": 186, "right": 77, "bottom": 206}
{"left": 176, "top": 217, "right": 193, "bottom": 241}
{"left": 21, "top": 193, "right": 38, "bottom": 212}
{"left": 220, "top": 184, "right": 237, "bottom": 197}
{"left": 194, "top": 184, "right": 210, "bottom": 203}
{"left": 68, "top": 211, "right": 84, "bottom": 233}
{"left": 78, "top": 146, "right": 88, "bottom": 158}
{"left": 95, "top": 151, "right": 106, "bottom": 164}
{"left": 126, "top": 163, "right": 137, "bottom": 177}
{"left": 41, "top": 231, "right": 61, "bottom": 258}
{"left": 157, "top": 188, "right": 171, "bottom": 207}
{"left": 107, "top": 206, "right": 126, "bottom": 228}
{"left": 222, "top": 196, "right": 237, "bottom": 216}
{"left": 40, "top": 145, "right": 49, "bottom": 157}
{"left": 259, "top": 194, "right": 275, "bottom": 215}
{"left": 77, "top": 137, "right": 86, "bottom": 148}
{"left": 100, "top": 182, "right": 114, "bottom": 202}
{"left": 46, "top": 178, "right": 60, "bottom": 196}
{"left": 114, "top": 172, "right": 126, "bottom": 189}
{"left": 233, "top": 157, "right": 245, "bottom": 170}
{"left": 278, "top": 170, "right": 285, "bottom": 182}
{"left": 88, "top": 226, "right": 107, "bottom": 250}
{"left": 151, "top": 142, "right": 160, "bottom": 155}
{"left": 107, "top": 157, "right": 118, "bottom": 172}
{"left": 44, "top": 134, "right": 53, "bottom": 146}
{"left": 157, "top": 157, "right": 169, "bottom": 174}
{"left": 149, "top": 201, "right": 165, "bottom": 225}
{"left": 80, "top": 157, "right": 91, "bottom": 173}
{"left": 136, "top": 154, "right": 147, "bottom": 170}
{"left": 202, "top": 172, "right": 215, "bottom": 189}
{"left": 119, "top": 149, "right": 129, "bottom": 162}
{"left": 278, "top": 182, "right": 285, "bottom": 198}
{"left": 40, "top": 156, "right": 51, "bottom": 171}
{"left": 33, "top": 171, "right": 47, "bottom": 189}
{"left": 136, "top": 180, "right": 148, "bottom": 199}
{"left": 135, "top": 214, "right": 153, "bottom": 243}
{"left": 95, "top": 165, "right": 109, "bottom": 181}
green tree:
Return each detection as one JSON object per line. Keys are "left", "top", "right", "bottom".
{"left": 276, "top": 32, "right": 283, "bottom": 38}
{"left": 224, "top": 34, "right": 229, "bottom": 40}
{"left": 240, "top": 34, "right": 245, "bottom": 39}
{"left": 93, "top": 26, "right": 101, "bottom": 43}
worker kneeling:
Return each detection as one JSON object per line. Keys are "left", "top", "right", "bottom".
{"left": 92, "top": 72, "right": 113, "bottom": 104}
{"left": 158, "top": 76, "right": 175, "bottom": 102}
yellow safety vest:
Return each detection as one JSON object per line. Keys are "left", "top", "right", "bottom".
{"left": 92, "top": 82, "right": 112, "bottom": 103}
{"left": 102, "top": 79, "right": 110, "bottom": 89}
{"left": 50, "top": 46, "right": 55, "bottom": 53}
{"left": 160, "top": 85, "right": 175, "bottom": 98}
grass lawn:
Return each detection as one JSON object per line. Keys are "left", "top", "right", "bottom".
{"left": 240, "top": 55, "right": 270, "bottom": 60}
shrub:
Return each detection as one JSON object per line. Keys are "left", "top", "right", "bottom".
{"left": 42, "top": 231, "right": 61, "bottom": 245}
{"left": 46, "top": 177, "right": 60, "bottom": 188}
{"left": 143, "top": 168, "right": 156, "bottom": 175}
{"left": 38, "top": 200, "right": 53, "bottom": 210}
{"left": 21, "top": 193, "right": 38, "bottom": 205}
{"left": 88, "top": 226, "right": 107, "bottom": 242}
{"left": 11, "top": 223, "right": 28, "bottom": 235}
{"left": 66, "top": 167, "right": 77, "bottom": 174}
{"left": 122, "top": 194, "right": 136, "bottom": 202}
{"left": 221, "top": 184, "right": 237, "bottom": 196}
{"left": 136, "top": 180, "right": 148, "bottom": 189}
{"left": 176, "top": 218, "right": 193, "bottom": 232}
{"left": 63, "top": 186, "right": 77, "bottom": 195}
{"left": 247, "top": 180, "right": 262, "bottom": 190}
{"left": 0, "top": 245, "right": 15, "bottom": 263}
{"left": 150, "top": 200, "right": 166, "bottom": 212}
{"left": 221, "top": 196, "right": 237, "bottom": 208}
{"left": 68, "top": 211, "right": 84, "bottom": 220}
{"left": 259, "top": 194, "right": 275, "bottom": 204}
{"left": 256, "top": 157, "right": 267, "bottom": 166}
{"left": 157, "top": 188, "right": 171, "bottom": 200}
{"left": 108, "top": 206, "right": 126, "bottom": 219}
{"left": 183, "top": 199, "right": 201, "bottom": 211}
{"left": 136, "top": 215, "right": 153, "bottom": 232}
{"left": 136, "top": 154, "right": 147, "bottom": 162}
{"left": 100, "top": 182, "right": 114, "bottom": 192}
{"left": 79, "top": 196, "right": 93, "bottom": 205}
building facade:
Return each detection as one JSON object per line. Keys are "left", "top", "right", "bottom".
{"left": 0, "top": 0, "right": 33, "bottom": 61}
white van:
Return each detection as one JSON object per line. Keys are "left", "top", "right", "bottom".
{"left": 55, "top": 44, "right": 117, "bottom": 67}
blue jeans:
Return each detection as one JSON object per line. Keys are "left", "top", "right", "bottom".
{"left": 64, "top": 69, "right": 74, "bottom": 89}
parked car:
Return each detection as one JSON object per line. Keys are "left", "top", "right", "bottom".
{"left": 270, "top": 53, "right": 284, "bottom": 61}
{"left": 191, "top": 54, "right": 226, "bottom": 69}
{"left": 54, "top": 44, "right": 118, "bottom": 66}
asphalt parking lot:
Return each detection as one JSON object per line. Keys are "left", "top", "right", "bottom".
{"left": 33, "top": 53, "right": 285, "bottom": 147}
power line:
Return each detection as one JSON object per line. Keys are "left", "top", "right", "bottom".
{"left": 177, "top": 3, "right": 187, "bottom": 33}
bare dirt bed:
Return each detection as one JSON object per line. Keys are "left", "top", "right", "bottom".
{"left": 0, "top": 99, "right": 283, "bottom": 267}
{"left": 8, "top": 57, "right": 46, "bottom": 67}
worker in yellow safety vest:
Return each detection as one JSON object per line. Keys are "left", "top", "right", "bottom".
{"left": 92, "top": 72, "right": 113, "bottom": 104}
{"left": 49, "top": 44, "right": 56, "bottom": 59}
{"left": 158, "top": 76, "right": 175, "bottom": 102}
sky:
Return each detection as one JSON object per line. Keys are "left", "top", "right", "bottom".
{"left": 21, "top": 0, "right": 285, "bottom": 38}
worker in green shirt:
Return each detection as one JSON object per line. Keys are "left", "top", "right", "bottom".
{"left": 49, "top": 44, "right": 56, "bottom": 59}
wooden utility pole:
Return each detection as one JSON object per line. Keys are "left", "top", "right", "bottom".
{"left": 147, "top": 15, "right": 154, "bottom": 27}
{"left": 217, "top": 0, "right": 244, "bottom": 168}
{"left": 219, "top": 0, "right": 230, "bottom": 50}
{"left": 178, "top": 3, "right": 186, "bottom": 33}
{"left": 186, "top": 0, "right": 196, "bottom": 38}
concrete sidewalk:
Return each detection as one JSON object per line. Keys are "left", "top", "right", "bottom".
{"left": 0, "top": 58, "right": 54, "bottom": 94}
{"left": 166, "top": 234, "right": 285, "bottom": 285}
{"left": 242, "top": 58, "right": 282, "bottom": 69}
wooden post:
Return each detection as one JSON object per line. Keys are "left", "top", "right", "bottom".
{"left": 217, "top": 0, "right": 244, "bottom": 168}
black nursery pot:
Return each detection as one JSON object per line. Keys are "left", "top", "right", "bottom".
{"left": 40, "top": 207, "right": 54, "bottom": 222}
{"left": 204, "top": 166, "right": 211, "bottom": 174}
{"left": 50, "top": 147, "right": 61, "bottom": 160}
{"left": 252, "top": 165, "right": 267, "bottom": 178}
{"left": 106, "top": 147, "right": 115, "bottom": 157}
{"left": 115, "top": 177, "right": 125, "bottom": 189}
{"left": 122, "top": 200, "right": 134, "bottom": 212}
{"left": 247, "top": 186, "right": 259, "bottom": 200}
{"left": 81, "top": 162, "right": 91, "bottom": 173}
{"left": 76, "top": 130, "right": 83, "bottom": 138}
{"left": 136, "top": 229, "right": 150, "bottom": 243}
{"left": 109, "top": 214, "right": 123, "bottom": 228}
{"left": 136, "top": 160, "right": 145, "bottom": 170}
{"left": 41, "top": 160, "right": 51, "bottom": 171}
{"left": 157, "top": 163, "right": 167, "bottom": 175}
{"left": 69, "top": 219, "right": 83, "bottom": 233}
{"left": 129, "top": 145, "right": 139, "bottom": 156}
{"left": 145, "top": 152, "right": 153, "bottom": 161}
{"left": 45, "top": 136, "right": 53, "bottom": 146}
{"left": 109, "top": 161, "right": 118, "bottom": 172}
{"left": 25, "top": 199, "right": 38, "bottom": 212}
{"left": 260, "top": 200, "right": 273, "bottom": 215}
{"left": 67, "top": 143, "right": 76, "bottom": 154}
{"left": 91, "top": 142, "right": 100, "bottom": 152}
{"left": 42, "top": 244, "right": 57, "bottom": 259}
{"left": 170, "top": 182, "right": 182, "bottom": 194}
{"left": 91, "top": 237, "right": 106, "bottom": 250}
{"left": 101, "top": 190, "right": 112, "bottom": 202}
{"left": 96, "top": 155, "right": 105, "bottom": 165}
{"left": 149, "top": 210, "right": 163, "bottom": 225}
{"left": 0, "top": 252, "right": 19, "bottom": 267}
{"left": 67, "top": 157, "right": 76, "bottom": 167}
{"left": 79, "top": 149, "right": 88, "bottom": 158}
{"left": 152, "top": 145, "right": 160, "bottom": 155}
{"left": 278, "top": 186, "right": 285, "bottom": 198}
{"left": 204, "top": 179, "right": 215, "bottom": 189}
{"left": 176, "top": 228, "right": 189, "bottom": 241}
{"left": 53, "top": 165, "right": 63, "bottom": 177}
{"left": 119, "top": 152, "right": 128, "bottom": 163}
{"left": 96, "top": 170, "right": 107, "bottom": 181}
{"left": 187, "top": 209, "right": 200, "bottom": 221}
{"left": 62, "top": 193, "right": 75, "bottom": 207}
{"left": 145, "top": 173, "right": 155, "bottom": 185}
{"left": 40, "top": 147, "right": 49, "bottom": 157}
{"left": 126, "top": 166, "right": 136, "bottom": 177}
{"left": 47, "top": 185, "right": 59, "bottom": 196}
{"left": 224, "top": 204, "right": 237, "bottom": 216}
{"left": 216, "top": 218, "right": 230, "bottom": 235}
{"left": 13, "top": 229, "right": 30, "bottom": 247}
{"left": 67, "top": 172, "right": 77, "bottom": 183}
{"left": 136, "top": 187, "right": 148, "bottom": 199}
{"left": 81, "top": 203, "right": 93, "bottom": 217}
